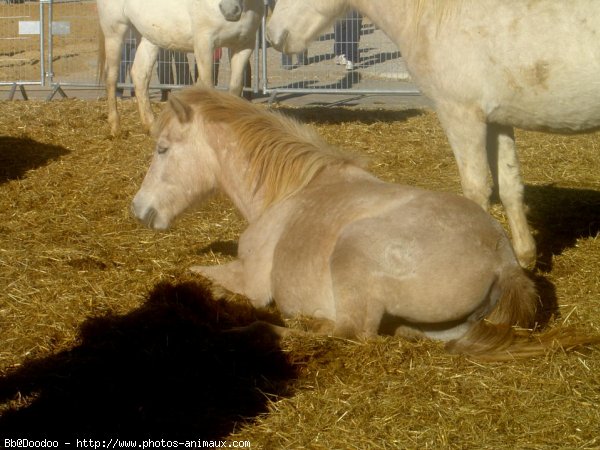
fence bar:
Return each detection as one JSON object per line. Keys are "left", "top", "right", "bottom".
{"left": 45, "top": 0, "right": 53, "bottom": 85}
{"left": 39, "top": 0, "right": 45, "bottom": 84}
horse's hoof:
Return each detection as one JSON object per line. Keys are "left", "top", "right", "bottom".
{"left": 516, "top": 248, "right": 537, "bottom": 269}
{"left": 110, "top": 125, "right": 121, "bottom": 137}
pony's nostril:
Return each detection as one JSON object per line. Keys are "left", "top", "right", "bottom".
{"left": 143, "top": 207, "right": 158, "bottom": 228}
{"left": 133, "top": 204, "right": 158, "bottom": 229}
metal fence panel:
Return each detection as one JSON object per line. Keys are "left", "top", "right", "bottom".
{"left": 47, "top": 0, "right": 98, "bottom": 87}
{"left": 0, "top": 0, "right": 44, "bottom": 86}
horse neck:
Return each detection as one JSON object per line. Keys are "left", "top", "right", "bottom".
{"left": 349, "top": 0, "right": 422, "bottom": 54}
{"left": 214, "top": 142, "right": 267, "bottom": 223}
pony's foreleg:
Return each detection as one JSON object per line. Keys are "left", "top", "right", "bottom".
{"left": 435, "top": 103, "right": 492, "bottom": 211}
{"left": 228, "top": 47, "right": 253, "bottom": 96}
{"left": 225, "top": 318, "right": 337, "bottom": 340}
{"left": 190, "top": 261, "right": 272, "bottom": 308}
{"left": 489, "top": 124, "right": 536, "bottom": 268}
{"left": 329, "top": 241, "right": 386, "bottom": 339}
{"left": 131, "top": 39, "right": 159, "bottom": 132}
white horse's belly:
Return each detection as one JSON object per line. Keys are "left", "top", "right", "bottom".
{"left": 426, "top": 62, "right": 600, "bottom": 132}
{"left": 485, "top": 82, "right": 600, "bottom": 132}
{"left": 125, "top": 0, "right": 194, "bottom": 50}
{"left": 129, "top": 22, "right": 194, "bottom": 51}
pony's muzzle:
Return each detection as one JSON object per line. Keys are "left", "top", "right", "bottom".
{"left": 131, "top": 200, "right": 166, "bottom": 231}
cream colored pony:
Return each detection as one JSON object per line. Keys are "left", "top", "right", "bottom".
{"left": 132, "top": 88, "right": 599, "bottom": 360}
{"left": 267, "top": 0, "right": 600, "bottom": 268}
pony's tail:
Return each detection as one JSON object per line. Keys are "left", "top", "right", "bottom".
{"left": 97, "top": 24, "right": 106, "bottom": 84}
{"left": 446, "top": 266, "right": 600, "bottom": 361}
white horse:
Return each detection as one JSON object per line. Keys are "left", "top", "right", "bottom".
{"left": 267, "top": 0, "right": 600, "bottom": 268}
{"left": 132, "top": 87, "right": 599, "bottom": 360}
{"left": 97, "top": 0, "right": 263, "bottom": 136}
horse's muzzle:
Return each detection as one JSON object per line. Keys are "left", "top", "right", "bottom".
{"left": 266, "top": 28, "right": 288, "bottom": 52}
{"left": 219, "top": 1, "right": 243, "bottom": 22}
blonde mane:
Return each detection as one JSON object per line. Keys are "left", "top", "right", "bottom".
{"left": 158, "top": 88, "right": 364, "bottom": 208}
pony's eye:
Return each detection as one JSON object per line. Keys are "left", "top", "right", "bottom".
{"left": 157, "top": 145, "right": 169, "bottom": 154}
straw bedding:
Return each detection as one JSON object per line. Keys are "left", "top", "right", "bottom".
{"left": 0, "top": 97, "right": 599, "bottom": 447}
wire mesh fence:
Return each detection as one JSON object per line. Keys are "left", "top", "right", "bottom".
{"left": 0, "top": 0, "right": 45, "bottom": 87}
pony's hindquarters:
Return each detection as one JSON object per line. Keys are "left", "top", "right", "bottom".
{"left": 325, "top": 192, "right": 517, "bottom": 339}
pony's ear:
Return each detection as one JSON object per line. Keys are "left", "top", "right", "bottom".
{"left": 169, "top": 95, "right": 193, "bottom": 125}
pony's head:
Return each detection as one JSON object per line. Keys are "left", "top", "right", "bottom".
{"left": 219, "top": 0, "right": 243, "bottom": 22}
{"left": 133, "top": 87, "right": 364, "bottom": 229}
{"left": 267, "top": 0, "right": 348, "bottom": 54}
{"left": 132, "top": 94, "right": 219, "bottom": 230}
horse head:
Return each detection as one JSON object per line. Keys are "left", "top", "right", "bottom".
{"left": 267, "top": 0, "right": 347, "bottom": 53}
{"left": 132, "top": 94, "right": 219, "bottom": 230}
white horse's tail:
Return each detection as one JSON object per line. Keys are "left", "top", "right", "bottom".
{"left": 97, "top": 25, "right": 106, "bottom": 84}
{"left": 446, "top": 266, "right": 600, "bottom": 361}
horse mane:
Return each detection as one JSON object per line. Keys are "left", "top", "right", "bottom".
{"left": 159, "top": 87, "right": 365, "bottom": 208}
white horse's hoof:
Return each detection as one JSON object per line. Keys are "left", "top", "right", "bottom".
{"left": 515, "top": 244, "right": 537, "bottom": 269}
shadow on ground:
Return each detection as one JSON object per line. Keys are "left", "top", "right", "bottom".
{"left": 281, "top": 105, "right": 425, "bottom": 125}
{"left": 525, "top": 184, "right": 600, "bottom": 271}
{"left": 0, "top": 136, "right": 70, "bottom": 183}
{"left": 0, "top": 280, "right": 295, "bottom": 440}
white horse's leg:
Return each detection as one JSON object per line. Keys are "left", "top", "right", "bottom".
{"left": 228, "top": 47, "right": 253, "bottom": 96}
{"left": 437, "top": 104, "right": 536, "bottom": 267}
{"left": 435, "top": 103, "right": 492, "bottom": 211}
{"left": 103, "top": 25, "right": 129, "bottom": 136}
{"left": 489, "top": 124, "right": 536, "bottom": 267}
{"left": 130, "top": 38, "right": 159, "bottom": 132}
{"left": 193, "top": 39, "right": 215, "bottom": 88}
